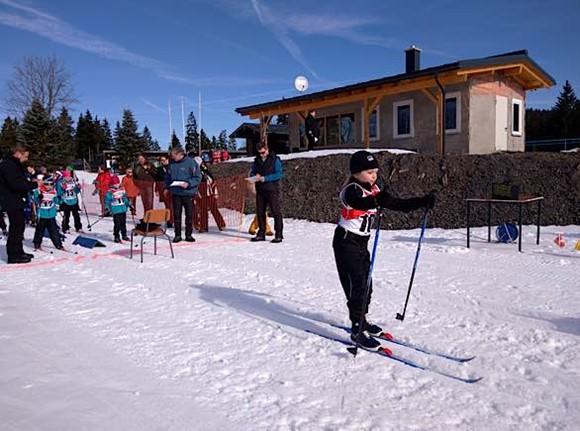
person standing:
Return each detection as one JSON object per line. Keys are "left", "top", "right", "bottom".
{"left": 156, "top": 154, "right": 173, "bottom": 227}
{"left": 92, "top": 165, "right": 111, "bottom": 216}
{"left": 57, "top": 170, "right": 83, "bottom": 233}
{"left": 333, "top": 151, "right": 435, "bottom": 350}
{"left": 164, "top": 148, "right": 201, "bottom": 243}
{"left": 105, "top": 175, "right": 131, "bottom": 243}
{"left": 32, "top": 175, "right": 63, "bottom": 251}
{"left": 249, "top": 142, "right": 284, "bottom": 243}
{"left": 121, "top": 167, "right": 139, "bottom": 218}
{"left": 305, "top": 110, "right": 320, "bottom": 151}
{"left": 0, "top": 143, "right": 38, "bottom": 264}
{"left": 133, "top": 153, "right": 157, "bottom": 213}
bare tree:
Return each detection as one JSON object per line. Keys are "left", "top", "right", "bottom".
{"left": 4, "top": 55, "right": 77, "bottom": 118}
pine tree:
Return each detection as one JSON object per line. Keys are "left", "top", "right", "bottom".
{"left": 169, "top": 130, "right": 182, "bottom": 150}
{"left": 554, "top": 80, "right": 580, "bottom": 138}
{"left": 20, "top": 99, "right": 52, "bottom": 166}
{"left": 217, "top": 129, "right": 228, "bottom": 150}
{"left": 227, "top": 135, "right": 237, "bottom": 151}
{"left": 200, "top": 129, "right": 211, "bottom": 151}
{"left": 0, "top": 116, "right": 22, "bottom": 158}
{"left": 75, "top": 110, "right": 94, "bottom": 162}
{"left": 101, "top": 119, "right": 114, "bottom": 150}
{"left": 184, "top": 112, "right": 199, "bottom": 154}
{"left": 114, "top": 109, "right": 143, "bottom": 170}
{"left": 142, "top": 126, "right": 160, "bottom": 151}
{"left": 48, "top": 106, "right": 75, "bottom": 167}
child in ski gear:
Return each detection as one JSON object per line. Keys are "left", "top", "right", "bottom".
{"left": 57, "top": 170, "right": 83, "bottom": 233}
{"left": 248, "top": 142, "right": 284, "bottom": 243}
{"left": 121, "top": 167, "right": 139, "bottom": 216}
{"left": 333, "top": 151, "right": 435, "bottom": 351}
{"left": 104, "top": 175, "right": 131, "bottom": 243}
{"left": 32, "top": 175, "right": 63, "bottom": 250}
{"left": 93, "top": 165, "right": 112, "bottom": 216}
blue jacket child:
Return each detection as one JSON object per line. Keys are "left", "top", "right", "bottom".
{"left": 57, "top": 172, "right": 83, "bottom": 233}
{"left": 104, "top": 175, "right": 131, "bottom": 242}
{"left": 32, "top": 175, "right": 63, "bottom": 250}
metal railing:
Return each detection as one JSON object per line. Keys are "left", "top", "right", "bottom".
{"left": 525, "top": 138, "right": 580, "bottom": 152}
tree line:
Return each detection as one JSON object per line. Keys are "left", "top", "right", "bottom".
{"left": 0, "top": 55, "right": 236, "bottom": 169}
{"left": 526, "top": 80, "right": 580, "bottom": 141}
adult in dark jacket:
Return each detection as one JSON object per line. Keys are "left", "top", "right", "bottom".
{"left": 164, "top": 148, "right": 201, "bottom": 243}
{"left": 248, "top": 142, "right": 284, "bottom": 243}
{"left": 133, "top": 153, "right": 157, "bottom": 213}
{"left": 305, "top": 110, "right": 320, "bottom": 151}
{"left": 0, "top": 143, "right": 38, "bottom": 264}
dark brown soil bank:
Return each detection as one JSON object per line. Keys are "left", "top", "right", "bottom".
{"left": 212, "top": 152, "right": 580, "bottom": 230}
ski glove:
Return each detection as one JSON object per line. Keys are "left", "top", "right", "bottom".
{"left": 424, "top": 192, "right": 436, "bottom": 209}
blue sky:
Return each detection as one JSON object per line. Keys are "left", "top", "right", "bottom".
{"left": 1, "top": 0, "right": 578, "bottom": 147}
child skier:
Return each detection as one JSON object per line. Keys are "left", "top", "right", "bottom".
{"left": 57, "top": 170, "right": 83, "bottom": 233}
{"left": 333, "top": 151, "right": 435, "bottom": 350}
{"left": 105, "top": 175, "right": 131, "bottom": 243}
{"left": 32, "top": 175, "right": 64, "bottom": 251}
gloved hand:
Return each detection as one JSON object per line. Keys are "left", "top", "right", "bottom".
{"left": 424, "top": 191, "right": 436, "bottom": 209}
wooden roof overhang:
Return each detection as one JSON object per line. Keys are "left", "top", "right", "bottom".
{"left": 235, "top": 50, "right": 555, "bottom": 153}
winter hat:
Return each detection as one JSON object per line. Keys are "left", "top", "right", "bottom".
{"left": 66, "top": 165, "right": 74, "bottom": 171}
{"left": 350, "top": 150, "right": 379, "bottom": 174}
{"left": 62, "top": 170, "right": 71, "bottom": 178}
{"left": 109, "top": 175, "right": 120, "bottom": 185}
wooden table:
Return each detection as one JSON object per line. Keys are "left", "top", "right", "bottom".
{"left": 466, "top": 196, "right": 544, "bottom": 252}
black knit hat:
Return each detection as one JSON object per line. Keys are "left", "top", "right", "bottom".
{"left": 350, "top": 150, "right": 379, "bottom": 174}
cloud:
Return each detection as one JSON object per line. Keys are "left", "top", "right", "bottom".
{"left": 139, "top": 98, "right": 163, "bottom": 112}
{"left": 251, "top": 0, "right": 319, "bottom": 79}
{"left": 0, "top": 0, "right": 277, "bottom": 87}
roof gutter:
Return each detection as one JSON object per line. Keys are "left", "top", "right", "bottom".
{"left": 435, "top": 74, "right": 446, "bottom": 155}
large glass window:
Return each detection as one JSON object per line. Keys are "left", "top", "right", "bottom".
{"left": 444, "top": 92, "right": 461, "bottom": 133}
{"left": 322, "top": 113, "right": 355, "bottom": 146}
{"left": 369, "top": 108, "right": 379, "bottom": 140}
{"left": 393, "top": 100, "right": 414, "bottom": 138}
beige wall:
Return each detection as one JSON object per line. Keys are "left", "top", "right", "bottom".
{"left": 286, "top": 75, "right": 526, "bottom": 154}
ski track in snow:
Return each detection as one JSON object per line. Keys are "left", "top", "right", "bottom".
{"left": 1, "top": 178, "right": 579, "bottom": 430}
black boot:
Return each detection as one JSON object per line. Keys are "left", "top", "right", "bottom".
{"left": 350, "top": 322, "right": 381, "bottom": 351}
{"left": 364, "top": 320, "right": 384, "bottom": 337}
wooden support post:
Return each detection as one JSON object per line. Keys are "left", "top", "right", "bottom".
{"left": 363, "top": 98, "right": 370, "bottom": 149}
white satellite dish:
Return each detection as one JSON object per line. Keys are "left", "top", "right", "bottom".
{"left": 294, "top": 75, "right": 309, "bottom": 93}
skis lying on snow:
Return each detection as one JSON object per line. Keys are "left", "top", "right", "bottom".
{"left": 337, "top": 325, "right": 475, "bottom": 363}
{"left": 311, "top": 326, "right": 482, "bottom": 384}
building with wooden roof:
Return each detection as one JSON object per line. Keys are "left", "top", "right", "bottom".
{"left": 235, "top": 48, "right": 555, "bottom": 155}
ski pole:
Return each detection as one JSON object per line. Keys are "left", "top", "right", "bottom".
{"left": 347, "top": 210, "right": 382, "bottom": 357}
{"left": 80, "top": 187, "right": 91, "bottom": 230}
{"left": 87, "top": 214, "right": 106, "bottom": 230}
{"left": 396, "top": 208, "right": 429, "bottom": 321}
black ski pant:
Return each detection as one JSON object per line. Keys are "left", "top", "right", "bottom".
{"left": 5, "top": 209, "right": 26, "bottom": 258}
{"left": 256, "top": 190, "right": 283, "bottom": 239}
{"left": 172, "top": 194, "right": 193, "bottom": 237}
{"left": 33, "top": 217, "right": 62, "bottom": 249}
{"left": 61, "top": 203, "right": 82, "bottom": 232}
{"left": 0, "top": 211, "right": 7, "bottom": 232}
{"left": 113, "top": 212, "right": 127, "bottom": 239}
{"left": 333, "top": 225, "right": 372, "bottom": 326}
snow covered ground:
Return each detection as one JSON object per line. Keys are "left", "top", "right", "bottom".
{"left": 1, "top": 173, "right": 579, "bottom": 430}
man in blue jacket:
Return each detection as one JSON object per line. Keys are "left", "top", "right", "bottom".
{"left": 249, "top": 142, "right": 284, "bottom": 243}
{"left": 164, "top": 148, "right": 201, "bottom": 243}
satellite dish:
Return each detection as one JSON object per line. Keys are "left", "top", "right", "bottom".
{"left": 294, "top": 75, "right": 309, "bottom": 93}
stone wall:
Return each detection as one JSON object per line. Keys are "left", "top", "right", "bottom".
{"left": 212, "top": 152, "right": 580, "bottom": 230}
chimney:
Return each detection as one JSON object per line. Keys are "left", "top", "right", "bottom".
{"left": 405, "top": 45, "right": 421, "bottom": 74}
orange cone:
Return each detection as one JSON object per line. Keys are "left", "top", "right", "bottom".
{"left": 553, "top": 233, "right": 566, "bottom": 248}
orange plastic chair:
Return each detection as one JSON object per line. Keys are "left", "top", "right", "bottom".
{"left": 130, "top": 208, "right": 174, "bottom": 263}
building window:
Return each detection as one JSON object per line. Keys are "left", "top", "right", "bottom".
{"left": 445, "top": 92, "right": 461, "bottom": 133}
{"left": 393, "top": 100, "right": 414, "bottom": 138}
{"left": 512, "top": 99, "right": 523, "bottom": 136}
{"left": 324, "top": 113, "right": 355, "bottom": 146}
{"left": 369, "top": 108, "right": 379, "bottom": 140}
